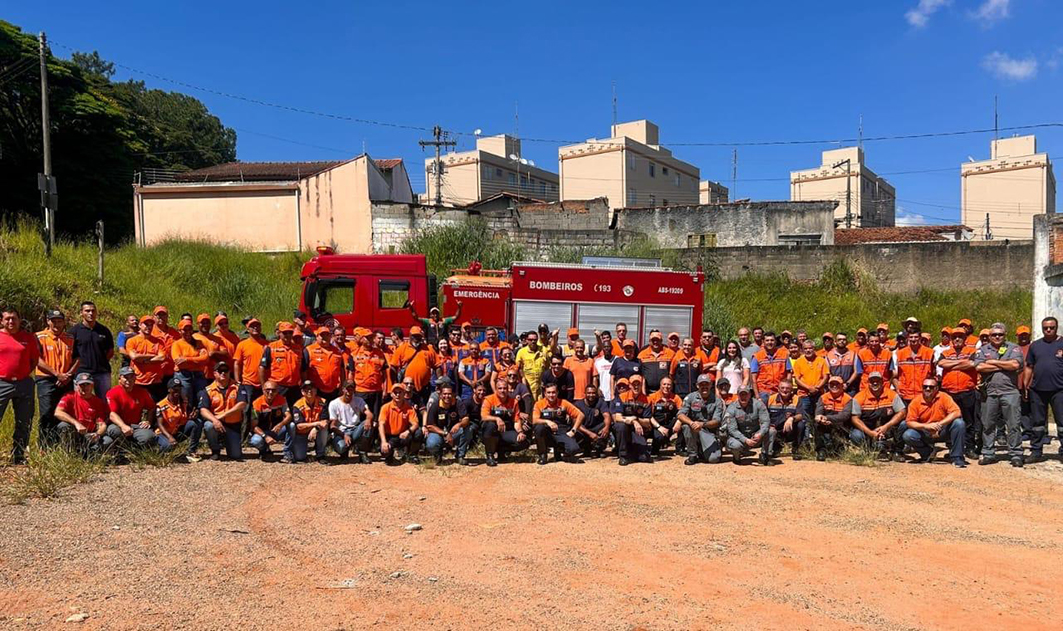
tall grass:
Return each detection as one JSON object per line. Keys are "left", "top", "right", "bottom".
{"left": 399, "top": 219, "right": 525, "bottom": 281}
{"left": 1, "top": 446, "right": 110, "bottom": 504}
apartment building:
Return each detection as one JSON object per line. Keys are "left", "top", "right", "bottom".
{"left": 962, "top": 135, "right": 1056, "bottom": 240}
{"left": 699, "top": 180, "right": 729, "bottom": 204}
{"left": 424, "top": 134, "right": 559, "bottom": 206}
{"left": 790, "top": 146, "right": 896, "bottom": 228}
{"left": 558, "top": 120, "right": 700, "bottom": 208}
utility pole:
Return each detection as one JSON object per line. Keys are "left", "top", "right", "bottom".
{"left": 994, "top": 95, "right": 999, "bottom": 141}
{"left": 39, "top": 31, "right": 55, "bottom": 256}
{"left": 833, "top": 158, "right": 853, "bottom": 228}
{"left": 419, "top": 126, "right": 455, "bottom": 206}
{"left": 731, "top": 149, "right": 738, "bottom": 200}
{"left": 612, "top": 81, "right": 617, "bottom": 128}
{"left": 984, "top": 213, "right": 993, "bottom": 240}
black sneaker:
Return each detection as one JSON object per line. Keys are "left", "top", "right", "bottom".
{"left": 758, "top": 452, "right": 769, "bottom": 466}
{"left": 964, "top": 449, "right": 980, "bottom": 461}
{"left": 279, "top": 456, "right": 293, "bottom": 464}
{"left": 408, "top": 455, "right": 421, "bottom": 465}
{"left": 684, "top": 455, "right": 700, "bottom": 466}
{"left": 638, "top": 454, "right": 651, "bottom": 464}
{"left": 209, "top": 452, "right": 221, "bottom": 461}
{"left": 618, "top": 457, "right": 630, "bottom": 466}
{"left": 792, "top": 451, "right": 803, "bottom": 461}
{"left": 358, "top": 452, "right": 371, "bottom": 464}
{"left": 952, "top": 459, "right": 967, "bottom": 469}
{"left": 979, "top": 455, "right": 996, "bottom": 465}
{"left": 732, "top": 452, "right": 743, "bottom": 465}
{"left": 815, "top": 450, "right": 826, "bottom": 462}
{"left": 1011, "top": 457, "right": 1024, "bottom": 468}
{"left": 434, "top": 455, "right": 443, "bottom": 466}
{"left": 457, "top": 456, "right": 469, "bottom": 466}
{"left": 553, "top": 450, "right": 563, "bottom": 463}
{"left": 485, "top": 455, "right": 497, "bottom": 467}
{"left": 537, "top": 454, "right": 548, "bottom": 466}
{"left": 1025, "top": 452, "right": 1045, "bottom": 464}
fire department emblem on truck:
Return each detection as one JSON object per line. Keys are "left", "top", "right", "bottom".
{"left": 622, "top": 285, "right": 634, "bottom": 297}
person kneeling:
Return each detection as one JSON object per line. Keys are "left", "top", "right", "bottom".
{"left": 480, "top": 377, "right": 529, "bottom": 466}
{"left": 680, "top": 375, "right": 726, "bottom": 465}
{"left": 199, "top": 362, "right": 246, "bottom": 461}
{"left": 723, "top": 385, "right": 775, "bottom": 465}
{"left": 812, "top": 376, "right": 852, "bottom": 461}
{"left": 423, "top": 383, "right": 470, "bottom": 465}
{"left": 532, "top": 383, "right": 585, "bottom": 465}
{"left": 329, "top": 380, "right": 374, "bottom": 464}
{"left": 54, "top": 373, "right": 114, "bottom": 455}
{"left": 248, "top": 381, "right": 291, "bottom": 461}
{"left": 900, "top": 378, "right": 967, "bottom": 468}
{"left": 850, "top": 371, "right": 906, "bottom": 460}
{"left": 378, "top": 383, "right": 423, "bottom": 465}
{"left": 286, "top": 380, "right": 328, "bottom": 464}
{"left": 155, "top": 378, "right": 202, "bottom": 462}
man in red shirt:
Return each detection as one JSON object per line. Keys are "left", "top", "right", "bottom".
{"left": 0, "top": 307, "right": 40, "bottom": 464}
{"left": 105, "top": 367, "right": 159, "bottom": 450}
{"left": 54, "top": 373, "right": 113, "bottom": 454}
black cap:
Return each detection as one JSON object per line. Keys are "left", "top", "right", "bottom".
{"left": 301, "top": 379, "right": 316, "bottom": 390}
{"left": 436, "top": 376, "right": 453, "bottom": 389}
{"left": 293, "top": 310, "right": 307, "bottom": 320}
{"left": 214, "top": 362, "right": 230, "bottom": 373}
{"left": 538, "top": 323, "right": 549, "bottom": 331}
{"left": 167, "top": 377, "right": 183, "bottom": 389}
{"left": 46, "top": 309, "right": 65, "bottom": 320}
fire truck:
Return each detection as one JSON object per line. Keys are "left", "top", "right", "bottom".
{"left": 299, "top": 248, "right": 704, "bottom": 345}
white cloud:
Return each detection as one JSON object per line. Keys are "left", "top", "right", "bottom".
{"left": 906, "top": 0, "right": 951, "bottom": 28}
{"left": 972, "top": 0, "right": 1010, "bottom": 25}
{"left": 981, "top": 51, "right": 1038, "bottom": 81}
{"left": 896, "top": 207, "right": 931, "bottom": 226}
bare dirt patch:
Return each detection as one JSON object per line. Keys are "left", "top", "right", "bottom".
{"left": 1, "top": 451, "right": 1062, "bottom": 630}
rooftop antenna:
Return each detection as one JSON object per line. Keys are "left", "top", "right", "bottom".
{"left": 858, "top": 114, "right": 863, "bottom": 150}
{"left": 514, "top": 101, "right": 522, "bottom": 196}
{"left": 612, "top": 80, "right": 617, "bottom": 128}
{"left": 994, "top": 95, "right": 999, "bottom": 141}
{"left": 731, "top": 148, "right": 738, "bottom": 201}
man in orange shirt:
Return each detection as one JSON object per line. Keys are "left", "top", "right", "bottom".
{"left": 698, "top": 329, "right": 720, "bottom": 373}
{"left": 638, "top": 331, "right": 675, "bottom": 393}
{"left": 125, "top": 315, "right": 169, "bottom": 403}
{"left": 563, "top": 340, "right": 596, "bottom": 401}
{"left": 193, "top": 313, "right": 227, "bottom": 379}
{"left": 35, "top": 309, "right": 79, "bottom": 448}
{"left": 213, "top": 313, "right": 241, "bottom": 355}
{"left": 151, "top": 306, "right": 179, "bottom": 382}
{"left": 894, "top": 331, "right": 936, "bottom": 406}
{"left": 391, "top": 326, "right": 438, "bottom": 404}
{"left": 171, "top": 316, "right": 211, "bottom": 408}
{"left": 198, "top": 361, "right": 246, "bottom": 461}
{"left": 258, "top": 322, "right": 305, "bottom": 408}
{"left": 233, "top": 317, "right": 268, "bottom": 424}
{"left": 812, "top": 376, "right": 853, "bottom": 461}
{"left": 848, "top": 328, "right": 869, "bottom": 354}
{"left": 606, "top": 322, "right": 631, "bottom": 357}
{"left": 304, "top": 326, "right": 345, "bottom": 403}
{"left": 751, "top": 331, "right": 792, "bottom": 403}
{"left": 285, "top": 380, "right": 329, "bottom": 464}
{"left": 958, "top": 318, "right": 978, "bottom": 347}
{"left": 850, "top": 372, "right": 906, "bottom": 459}
{"left": 480, "top": 377, "right": 529, "bottom": 466}
{"left": 532, "top": 383, "right": 585, "bottom": 464}
{"left": 377, "top": 383, "right": 423, "bottom": 465}
{"left": 900, "top": 378, "right": 966, "bottom": 467}
{"left": 351, "top": 327, "right": 387, "bottom": 418}
{"left": 937, "top": 328, "right": 980, "bottom": 459}
{"left": 855, "top": 334, "right": 894, "bottom": 393}
{"left": 816, "top": 332, "right": 833, "bottom": 358}
{"left": 792, "top": 339, "right": 829, "bottom": 425}
{"left": 480, "top": 327, "right": 510, "bottom": 368}
{"left": 671, "top": 337, "right": 709, "bottom": 400}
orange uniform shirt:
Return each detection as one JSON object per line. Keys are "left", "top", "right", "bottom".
{"left": 392, "top": 342, "right": 438, "bottom": 391}
{"left": 352, "top": 347, "right": 387, "bottom": 393}
{"left": 699, "top": 346, "right": 721, "bottom": 374}
{"left": 533, "top": 398, "right": 582, "bottom": 423}
{"left": 305, "top": 342, "right": 345, "bottom": 393}
{"left": 193, "top": 331, "right": 224, "bottom": 376}
{"left": 215, "top": 330, "right": 240, "bottom": 356}
{"left": 126, "top": 334, "right": 168, "bottom": 385}
{"left": 752, "top": 347, "right": 791, "bottom": 394}
{"left": 563, "top": 355, "right": 596, "bottom": 400}
{"left": 480, "top": 341, "right": 511, "bottom": 367}
{"left": 171, "top": 337, "right": 210, "bottom": 373}
{"left": 939, "top": 346, "right": 978, "bottom": 394}
{"left": 155, "top": 397, "right": 188, "bottom": 435}
{"left": 895, "top": 345, "right": 936, "bottom": 400}
{"left": 856, "top": 347, "right": 894, "bottom": 391}
{"left": 232, "top": 337, "right": 267, "bottom": 387}
{"left": 153, "top": 324, "right": 179, "bottom": 375}
{"left": 791, "top": 355, "right": 830, "bottom": 395}
{"left": 291, "top": 396, "right": 325, "bottom": 434}
{"left": 262, "top": 340, "right": 302, "bottom": 387}
{"left": 380, "top": 400, "right": 418, "bottom": 436}
{"left": 638, "top": 347, "right": 675, "bottom": 363}
{"left": 199, "top": 381, "right": 242, "bottom": 423}
{"left": 481, "top": 393, "right": 522, "bottom": 426}
{"left": 906, "top": 392, "right": 960, "bottom": 424}
{"left": 36, "top": 329, "right": 75, "bottom": 375}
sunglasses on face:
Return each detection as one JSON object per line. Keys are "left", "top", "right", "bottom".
{"left": 922, "top": 385, "right": 937, "bottom": 391}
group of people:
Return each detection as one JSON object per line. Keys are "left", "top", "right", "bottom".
{"left": 2, "top": 300, "right": 1061, "bottom": 470}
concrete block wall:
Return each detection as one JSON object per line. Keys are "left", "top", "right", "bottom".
{"left": 673, "top": 239, "right": 1034, "bottom": 293}
{"left": 1033, "top": 214, "right": 1063, "bottom": 329}
{"left": 615, "top": 201, "right": 836, "bottom": 248}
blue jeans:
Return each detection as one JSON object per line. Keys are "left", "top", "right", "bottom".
{"left": 0, "top": 378, "right": 35, "bottom": 463}
{"left": 331, "top": 424, "right": 369, "bottom": 457}
{"left": 249, "top": 427, "right": 288, "bottom": 455}
{"left": 203, "top": 420, "right": 244, "bottom": 459}
{"left": 157, "top": 420, "right": 203, "bottom": 453}
{"left": 285, "top": 422, "right": 327, "bottom": 461}
{"left": 425, "top": 425, "right": 476, "bottom": 458}
{"left": 900, "top": 419, "right": 966, "bottom": 462}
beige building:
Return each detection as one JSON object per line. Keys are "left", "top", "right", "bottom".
{"left": 962, "top": 135, "right": 1056, "bottom": 241}
{"left": 559, "top": 120, "right": 700, "bottom": 209}
{"left": 132, "top": 156, "right": 413, "bottom": 253}
{"left": 699, "top": 180, "right": 729, "bottom": 204}
{"left": 424, "top": 134, "right": 559, "bottom": 206}
{"left": 791, "top": 147, "right": 896, "bottom": 228}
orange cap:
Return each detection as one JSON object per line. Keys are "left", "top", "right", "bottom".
{"left": 245, "top": 318, "right": 261, "bottom": 327}
{"left": 920, "top": 332, "right": 931, "bottom": 341}
{"left": 857, "top": 327, "right": 868, "bottom": 334}
{"left": 876, "top": 323, "right": 889, "bottom": 331}
{"left": 667, "top": 332, "right": 680, "bottom": 339}
{"left": 567, "top": 327, "right": 580, "bottom": 337}
{"left": 409, "top": 326, "right": 424, "bottom": 336}
{"left": 196, "top": 313, "right": 210, "bottom": 324}
{"left": 949, "top": 327, "right": 966, "bottom": 336}
{"left": 315, "top": 326, "right": 330, "bottom": 335}
{"left": 461, "top": 321, "right": 472, "bottom": 328}
{"left": 277, "top": 321, "right": 295, "bottom": 333}
{"left": 649, "top": 331, "right": 663, "bottom": 340}
{"left": 958, "top": 318, "right": 972, "bottom": 326}
{"left": 622, "top": 339, "right": 637, "bottom": 348}
{"left": 1017, "top": 325, "right": 1031, "bottom": 335}
{"left": 139, "top": 315, "right": 155, "bottom": 325}
{"left": 615, "top": 377, "right": 631, "bottom": 387}
{"left": 153, "top": 305, "right": 168, "bottom": 315}
{"left": 178, "top": 317, "right": 194, "bottom": 330}
{"left": 214, "top": 314, "right": 228, "bottom": 325}
{"left": 822, "top": 332, "right": 834, "bottom": 339}
{"left": 629, "top": 374, "right": 644, "bottom": 383}
{"left": 979, "top": 329, "right": 991, "bottom": 336}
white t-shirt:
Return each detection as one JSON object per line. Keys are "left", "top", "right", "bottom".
{"left": 329, "top": 396, "right": 367, "bottom": 431}
{"left": 715, "top": 357, "right": 750, "bottom": 390}
{"left": 594, "top": 356, "right": 615, "bottom": 401}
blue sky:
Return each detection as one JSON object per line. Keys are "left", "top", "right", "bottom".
{"left": 8, "top": 0, "right": 1062, "bottom": 225}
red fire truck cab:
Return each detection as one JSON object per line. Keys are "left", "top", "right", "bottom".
{"left": 300, "top": 249, "right": 704, "bottom": 345}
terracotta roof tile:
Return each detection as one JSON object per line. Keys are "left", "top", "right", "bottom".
{"left": 835, "top": 225, "right": 971, "bottom": 245}
{"left": 374, "top": 158, "right": 403, "bottom": 171}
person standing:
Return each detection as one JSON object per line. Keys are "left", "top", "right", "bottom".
{"left": 350, "top": 327, "right": 387, "bottom": 418}
{"left": 69, "top": 301, "right": 114, "bottom": 396}
{"left": 855, "top": 334, "right": 894, "bottom": 393}
{"left": 563, "top": 340, "right": 596, "bottom": 402}
{"left": 894, "top": 331, "right": 937, "bottom": 407}
{"left": 233, "top": 317, "right": 268, "bottom": 424}
{"left": 258, "top": 322, "right": 305, "bottom": 408}
{"left": 35, "top": 309, "right": 78, "bottom": 448}
{"left": 974, "top": 323, "right": 1025, "bottom": 467}
{"left": 390, "top": 326, "right": 438, "bottom": 405}
{"left": 304, "top": 326, "right": 346, "bottom": 404}
{"left": 171, "top": 316, "right": 211, "bottom": 408}
{"left": 540, "top": 355, "right": 576, "bottom": 402}
{"left": 116, "top": 315, "right": 140, "bottom": 368}
{"left": 638, "top": 331, "right": 675, "bottom": 393}
{"left": 671, "top": 337, "right": 708, "bottom": 400}
{"left": 938, "top": 328, "right": 980, "bottom": 459}
{"left": 1023, "top": 317, "right": 1063, "bottom": 463}
{"left": 593, "top": 340, "right": 616, "bottom": 403}
{"left": 751, "top": 331, "right": 791, "bottom": 403}
{"left": 1, "top": 307, "right": 40, "bottom": 463}
{"left": 736, "top": 327, "right": 759, "bottom": 364}
{"left": 515, "top": 330, "right": 550, "bottom": 398}
{"left": 715, "top": 340, "right": 750, "bottom": 393}
{"left": 826, "top": 333, "right": 858, "bottom": 395}
{"left": 125, "top": 315, "right": 169, "bottom": 403}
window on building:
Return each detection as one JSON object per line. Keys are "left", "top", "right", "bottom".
{"left": 777, "top": 234, "right": 823, "bottom": 246}
{"left": 662, "top": 199, "right": 668, "bottom": 206}
{"left": 539, "top": 181, "right": 546, "bottom": 195}
{"left": 496, "top": 167, "right": 503, "bottom": 178}
{"left": 550, "top": 184, "right": 557, "bottom": 193}
{"left": 686, "top": 233, "right": 718, "bottom": 248}
{"left": 649, "top": 163, "right": 656, "bottom": 178}
{"left": 482, "top": 165, "right": 491, "bottom": 180}
{"left": 628, "top": 154, "right": 636, "bottom": 171}
{"left": 662, "top": 166, "right": 669, "bottom": 175}
{"left": 378, "top": 280, "right": 410, "bottom": 309}
{"left": 675, "top": 174, "right": 681, "bottom": 187}
{"left": 508, "top": 172, "right": 516, "bottom": 185}
{"left": 649, "top": 194, "right": 656, "bottom": 206}
{"left": 628, "top": 188, "right": 637, "bottom": 206}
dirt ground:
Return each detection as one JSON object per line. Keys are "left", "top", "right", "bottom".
{"left": 1, "top": 446, "right": 1062, "bottom": 631}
